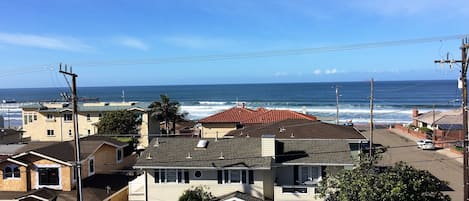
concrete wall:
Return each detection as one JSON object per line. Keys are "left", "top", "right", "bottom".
{"left": 143, "top": 169, "right": 267, "bottom": 201}
{"left": 201, "top": 123, "right": 237, "bottom": 138}
{"left": 0, "top": 162, "right": 28, "bottom": 192}
{"left": 104, "top": 186, "right": 129, "bottom": 201}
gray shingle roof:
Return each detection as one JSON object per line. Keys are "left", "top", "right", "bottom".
{"left": 135, "top": 138, "right": 272, "bottom": 169}
{"left": 227, "top": 119, "right": 366, "bottom": 140}
{"left": 275, "top": 139, "right": 354, "bottom": 165}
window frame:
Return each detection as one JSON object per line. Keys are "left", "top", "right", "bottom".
{"left": 47, "top": 129, "right": 55, "bottom": 137}
{"left": 3, "top": 165, "right": 21, "bottom": 179}
{"left": 218, "top": 170, "right": 250, "bottom": 184}
{"left": 63, "top": 113, "right": 73, "bottom": 121}
{"left": 153, "top": 169, "right": 189, "bottom": 184}
{"left": 116, "top": 148, "right": 123, "bottom": 163}
{"left": 88, "top": 157, "right": 95, "bottom": 176}
{"left": 298, "top": 166, "right": 321, "bottom": 185}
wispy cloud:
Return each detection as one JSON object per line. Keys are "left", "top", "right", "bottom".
{"left": 313, "top": 68, "right": 342, "bottom": 75}
{"left": 115, "top": 36, "right": 148, "bottom": 50}
{"left": 0, "top": 32, "right": 91, "bottom": 51}
{"left": 164, "top": 35, "right": 233, "bottom": 49}
{"left": 325, "top": 68, "right": 337, "bottom": 74}
{"left": 313, "top": 69, "right": 322, "bottom": 75}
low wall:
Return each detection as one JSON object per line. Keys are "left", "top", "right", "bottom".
{"left": 104, "top": 186, "right": 129, "bottom": 201}
{"left": 393, "top": 125, "right": 461, "bottom": 148}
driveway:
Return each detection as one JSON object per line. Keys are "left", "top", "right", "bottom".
{"left": 359, "top": 127, "right": 463, "bottom": 201}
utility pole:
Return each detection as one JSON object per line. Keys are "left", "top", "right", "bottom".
{"left": 435, "top": 38, "right": 469, "bottom": 201}
{"left": 59, "top": 64, "right": 83, "bottom": 201}
{"left": 369, "top": 78, "right": 374, "bottom": 159}
{"left": 336, "top": 85, "right": 339, "bottom": 125}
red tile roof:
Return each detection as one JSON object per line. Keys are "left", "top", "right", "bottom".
{"left": 242, "top": 110, "right": 317, "bottom": 124}
{"left": 198, "top": 106, "right": 317, "bottom": 124}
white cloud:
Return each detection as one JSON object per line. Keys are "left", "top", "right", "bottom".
{"left": 116, "top": 36, "right": 148, "bottom": 50}
{"left": 0, "top": 32, "right": 91, "bottom": 51}
{"left": 164, "top": 35, "right": 232, "bottom": 49}
{"left": 313, "top": 69, "right": 322, "bottom": 75}
{"left": 325, "top": 68, "right": 337, "bottom": 74}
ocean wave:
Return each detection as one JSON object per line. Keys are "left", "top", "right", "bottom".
{"left": 198, "top": 101, "right": 229, "bottom": 105}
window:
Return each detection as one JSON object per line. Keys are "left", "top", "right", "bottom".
{"left": 29, "top": 115, "right": 33, "bottom": 123}
{"left": 3, "top": 166, "right": 19, "bottom": 179}
{"left": 217, "top": 170, "right": 252, "bottom": 184}
{"left": 33, "top": 115, "right": 37, "bottom": 121}
{"left": 38, "top": 168, "right": 59, "bottom": 185}
{"left": 89, "top": 157, "right": 95, "bottom": 176}
{"left": 154, "top": 169, "right": 189, "bottom": 184}
{"left": 24, "top": 115, "right": 28, "bottom": 125}
{"left": 87, "top": 130, "right": 91, "bottom": 135}
{"left": 68, "top": 130, "right": 72, "bottom": 136}
{"left": 98, "top": 113, "right": 102, "bottom": 119}
{"left": 47, "top": 130, "right": 55, "bottom": 136}
{"left": 194, "top": 171, "right": 202, "bottom": 178}
{"left": 46, "top": 114, "right": 54, "bottom": 120}
{"left": 116, "top": 149, "right": 123, "bottom": 163}
{"left": 64, "top": 114, "right": 72, "bottom": 121}
{"left": 299, "top": 166, "right": 321, "bottom": 185}
{"left": 86, "top": 114, "right": 91, "bottom": 121}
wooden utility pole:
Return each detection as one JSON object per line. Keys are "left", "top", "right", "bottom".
{"left": 336, "top": 85, "right": 339, "bottom": 125}
{"left": 369, "top": 78, "right": 374, "bottom": 158}
{"left": 59, "top": 64, "right": 83, "bottom": 201}
{"left": 435, "top": 38, "right": 469, "bottom": 201}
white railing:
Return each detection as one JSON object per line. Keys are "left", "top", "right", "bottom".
{"left": 128, "top": 174, "right": 146, "bottom": 201}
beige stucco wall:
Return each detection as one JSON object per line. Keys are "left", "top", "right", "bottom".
{"left": 0, "top": 162, "right": 28, "bottom": 192}
{"left": 201, "top": 123, "right": 237, "bottom": 138}
{"left": 22, "top": 107, "right": 158, "bottom": 149}
{"left": 142, "top": 169, "right": 268, "bottom": 201}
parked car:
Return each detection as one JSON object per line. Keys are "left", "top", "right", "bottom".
{"left": 417, "top": 139, "right": 435, "bottom": 150}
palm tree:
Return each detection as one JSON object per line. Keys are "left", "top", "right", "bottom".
{"left": 149, "top": 94, "right": 184, "bottom": 134}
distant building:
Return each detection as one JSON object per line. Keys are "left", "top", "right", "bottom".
{"left": 412, "top": 108, "right": 464, "bottom": 143}
{"left": 198, "top": 105, "right": 317, "bottom": 138}
{"left": 21, "top": 102, "right": 160, "bottom": 148}
{"left": 0, "top": 128, "right": 23, "bottom": 144}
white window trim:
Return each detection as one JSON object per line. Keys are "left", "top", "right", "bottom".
{"left": 221, "top": 170, "right": 247, "bottom": 184}
{"left": 155, "top": 169, "right": 187, "bottom": 184}
{"left": 3, "top": 165, "right": 21, "bottom": 180}
{"left": 35, "top": 164, "right": 62, "bottom": 190}
{"left": 47, "top": 129, "right": 55, "bottom": 137}
{"left": 64, "top": 113, "right": 73, "bottom": 122}
{"left": 88, "top": 156, "right": 95, "bottom": 176}
{"left": 298, "top": 166, "right": 322, "bottom": 185}
{"left": 116, "top": 148, "right": 123, "bottom": 163}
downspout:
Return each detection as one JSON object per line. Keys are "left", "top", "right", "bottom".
{"left": 144, "top": 170, "right": 148, "bottom": 201}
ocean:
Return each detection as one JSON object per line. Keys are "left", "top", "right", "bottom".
{"left": 0, "top": 80, "right": 462, "bottom": 128}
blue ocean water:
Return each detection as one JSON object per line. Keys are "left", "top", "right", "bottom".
{"left": 0, "top": 80, "right": 462, "bottom": 127}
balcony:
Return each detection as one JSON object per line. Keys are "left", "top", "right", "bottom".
{"left": 274, "top": 185, "right": 322, "bottom": 201}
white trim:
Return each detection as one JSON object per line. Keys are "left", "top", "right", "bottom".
{"left": 134, "top": 166, "right": 270, "bottom": 170}
{"left": 154, "top": 169, "right": 188, "bottom": 184}
{"left": 35, "top": 164, "right": 62, "bottom": 190}
{"left": 20, "top": 195, "right": 49, "bottom": 201}
{"left": 3, "top": 164, "right": 21, "bottom": 179}
{"left": 6, "top": 158, "right": 28, "bottom": 167}
{"left": 116, "top": 148, "right": 123, "bottom": 163}
{"left": 298, "top": 166, "right": 321, "bottom": 185}
{"left": 28, "top": 151, "right": 73, "bottom": 166}
{"left": 88, "top": 156, "right": 96, "bottom": 176}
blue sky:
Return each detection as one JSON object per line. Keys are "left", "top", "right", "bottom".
{"left": 0, "top": 0, "right": 468, "bottom": 88}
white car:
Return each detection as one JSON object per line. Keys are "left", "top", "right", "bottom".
{"left": 417, "top": 139, "right": 435, "bottom": 150}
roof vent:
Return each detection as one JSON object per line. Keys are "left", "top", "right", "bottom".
{"left": 145, "top": 153, "right": 152, "bottom": 160}
{"left": 290, "top": 132, "right": 295, "bottom": 138}
{"left": 218, "top": 152, "right": 225, "bottom": 160}
{"left": 196, "top": 140, "right": 208, "bottom": 148}
{"left": 186, "top": 152, "right": 192, "bottom": 159}
{"left": 279, "top": 127, "right": 286, "bottom": 133}
{"left": 246, "top": 132, "right": 250, "bottom": 138}
{"left": 153, "top": 138, "right": 160, "bottom": 147}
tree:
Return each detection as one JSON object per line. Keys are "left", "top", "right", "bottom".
{"left": 149, "top": 94, "right": 185, "bottom": 134}
{"left": 96, "top": 110, "right": 142, "bottom": 134}
{"left": 317, "top": 154, "right": 450, "bottom": 201}
{"left": 179, "top": 186, "right": 214, "bottom": 201}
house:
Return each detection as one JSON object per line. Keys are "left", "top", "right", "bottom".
{"left": 0, "top": 136, "right": 133, "bottom": 193}
{"left": 128, "top": 121, "right": 365, "bottom": 201}
{"left": 198, "top": 105, "right": 317, "bottom": 138}
{"left": 412, "top": 108, "right": 464, "bottom": 142}
{"left": 0, "top": 128, "right": 24, "bottom": 144}
{"left": 21, "top": 101, "right": 159, "bottom": 148}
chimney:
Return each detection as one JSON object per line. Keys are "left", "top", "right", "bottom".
{"left": 412, "top": 108, "right": 419, "bottom": 126}
{"left": 261, "top": 134, "right": 275, "bottom": 158}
